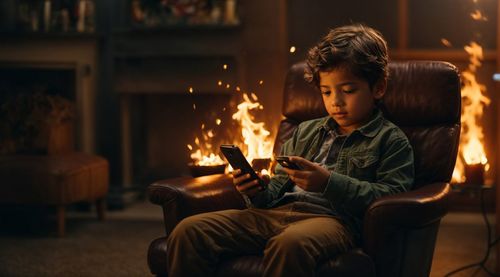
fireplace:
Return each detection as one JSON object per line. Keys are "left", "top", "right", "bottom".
{"left": 0, "top": 64, "right": 77, "bottom": 149}
{"left": 117, "top": 54, "right": 241, "bottom": 187}
{"left": 0, "top": 38, "right": 98, "bottom": 154}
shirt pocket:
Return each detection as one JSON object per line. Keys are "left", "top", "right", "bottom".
{"left": 347, "top": 155, "right": 379, "bottom": 182}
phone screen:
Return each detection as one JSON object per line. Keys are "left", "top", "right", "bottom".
{"left": 220, "top": 144, "right": 264, "bottom": 189}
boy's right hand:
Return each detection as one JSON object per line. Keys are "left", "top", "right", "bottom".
{"left": 231, "top": 169, "right": 269, "bottom": 198}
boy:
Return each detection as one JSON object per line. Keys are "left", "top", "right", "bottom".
{"left": 167, "top": 24, "right": 414, "bottom": 276}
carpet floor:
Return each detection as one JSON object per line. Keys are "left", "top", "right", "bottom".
{"left": 0, "top": 201, "right": 497, "bottom": 276}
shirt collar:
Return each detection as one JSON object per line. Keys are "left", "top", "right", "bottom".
{"left": 319, "top": 109, "right": 384, "bottom": 138}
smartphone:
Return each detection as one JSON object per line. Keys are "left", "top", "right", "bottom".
{"left": 219, "top": 144, "right": 265, "bottom": 189}
{"left": 275, "top": 156, "right": 302, "bottom": 170}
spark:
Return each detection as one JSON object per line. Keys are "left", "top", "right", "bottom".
{"left": 441, "top": 38, "right": 452, "bottom": 47}
{"left": 471, "top": 10, "right": 487, "bottom": 21}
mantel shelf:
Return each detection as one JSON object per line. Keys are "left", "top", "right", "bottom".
{"left": 0, "top": 31, "right": 101, "bottom": 40}
{"left": 391, "top": 49, "right": 497, "bottom": 61}
{"left": 112, "top": 23, "right": 242, "bottom": 35}
{"left": 115, "top": 90, "right": 234, "bottom": 96}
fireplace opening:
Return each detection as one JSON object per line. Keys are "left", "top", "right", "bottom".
{"left": 0, "top": 64, "right": 79, "bottom": 152}
{"left": 0, "top": 65, "right": 75, "bottom": 102}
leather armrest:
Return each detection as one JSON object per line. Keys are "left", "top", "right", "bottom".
{"left": 147, "top": 174, "right": 246, "bottom": 235}
{"left": 363, "top": 182, "right": 450, "bottom": 256}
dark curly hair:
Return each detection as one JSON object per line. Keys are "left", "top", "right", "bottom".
{"left": 305, "top": 24, "right": 388, "bottom": 89}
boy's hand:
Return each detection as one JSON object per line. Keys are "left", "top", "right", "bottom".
{"left": 281, "top": 156, "right": 330, "bottom": 192}
{"left": 231, "top": 169, "right": 270, "bottom": 198}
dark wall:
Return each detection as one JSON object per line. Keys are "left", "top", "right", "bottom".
{"left": 287, "top": 0, "right": 399, "bottom": 66}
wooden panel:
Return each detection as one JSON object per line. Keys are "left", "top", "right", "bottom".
{"left": 114, "top": 56, "right": 238, "bottom": 94}
{"left": 142, "top": 94, "right": 234, "bottom": 181}
{"left": 408, "top": 0, "right": 497, "bottom": 49}
{"left": 286, "top": 0, "right": 399, "bottom": 66}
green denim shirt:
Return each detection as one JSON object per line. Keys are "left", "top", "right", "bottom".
{"left": 251, "top": 109, "right": 415, "bottom": 235}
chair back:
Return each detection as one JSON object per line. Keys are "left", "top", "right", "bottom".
{"left": 273, "top": 61, "right": 461, "bottom": 188}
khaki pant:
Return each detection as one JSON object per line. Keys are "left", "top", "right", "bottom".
{"left": 167, "top": 202, "right": 354, "bottom": 277}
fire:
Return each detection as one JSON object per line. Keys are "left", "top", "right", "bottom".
{"left": 187, "top": 90, "right": 273, "bottom": 170}
{"left": 187, "top": 63, "right": 274, "bottom": 172}
{"left": 187, "top": 91, "right": 274, "bottom": 170}
{"left": 232, "top": 93, "right": 273, "bottom": 164}
{"left": 188, "top": 122, "right": 226, "bottom": 166}
{"left": 451, "top": 41, "right": 491, "bottom": 183}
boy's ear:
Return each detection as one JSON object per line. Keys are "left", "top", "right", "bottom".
{"left": 372, "top": 79, "right": 387, "bottom": 99}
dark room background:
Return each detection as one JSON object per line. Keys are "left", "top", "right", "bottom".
{"left": 0, "top": 0, "right": 498, "bottom": 210}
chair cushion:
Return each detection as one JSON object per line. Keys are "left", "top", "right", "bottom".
{"left": 148, "top": 236, "right": 375, "bottom": 277}
{"left": 0, "top": 152, "right": 108, "bottom": 205}
{"left": 148, "top": 237, "right": 168, "bottom": 276}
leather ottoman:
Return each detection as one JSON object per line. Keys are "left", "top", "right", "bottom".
{"left": 0, "top": 152, "right": 109, "bottom": 236}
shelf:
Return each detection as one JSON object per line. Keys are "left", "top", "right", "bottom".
{"left": 116, "top": 90, "right": 235, "bottom": 95}
{"left": 391, "top": 49, "right": 497, "bottom": 61}
{"left": 0, "top": 31, "right": 100, "bottom": 40}
{"left": 113, "top": 23, "right": 241, "bottom": 35}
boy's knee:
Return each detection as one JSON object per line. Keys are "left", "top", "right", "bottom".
{"left": 168, "top": 214, "right": 209, "bottom": 242}
{"left": 267, "top": 232, "right": 313, "bottom": 254}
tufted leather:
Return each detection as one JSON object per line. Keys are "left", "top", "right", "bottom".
{"left": 147, "top": 61, "right": 460, "bottom": 277}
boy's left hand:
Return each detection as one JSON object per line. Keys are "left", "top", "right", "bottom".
{"left": 281, "top": 156, "right": 330, "bottom": 192}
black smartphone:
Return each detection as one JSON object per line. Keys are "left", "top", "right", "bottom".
{"left": 219, "top": 144, "right": 265, "bottom": 189}
{"left": 275, "top": 156, "right": 302, "bottom": 170}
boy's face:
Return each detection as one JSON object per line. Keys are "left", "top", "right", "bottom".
{"left": 319, "top": 68, "right": 385, "bottom": 134}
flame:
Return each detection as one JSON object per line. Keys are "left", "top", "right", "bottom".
{"left": 187, "top": 64, "right": 273, "bottom": 171}
{"left": 231, "top": 93, "right": 273, "bottom": 164}
{"left": 452, "top": 41, "right": 491, "bottom": 183}
{"left": 290, "top": 46, "right": 296, "bottom": 53}
{"left": 188, "top": 126, "right": 226, "bottom": 166}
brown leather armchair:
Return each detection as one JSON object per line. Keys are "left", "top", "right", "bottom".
{"left": 147, "top": 61, "right": 461, "bottom": 277}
